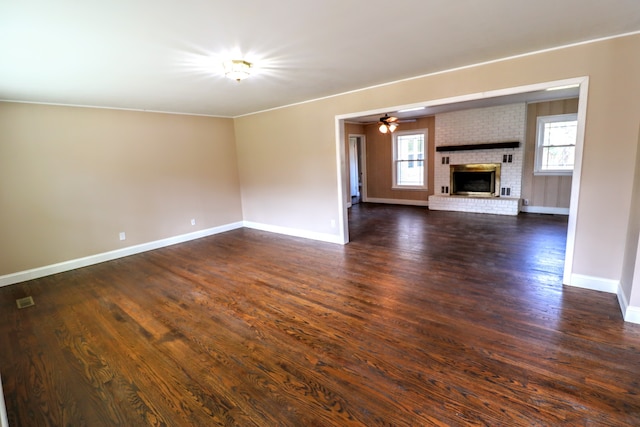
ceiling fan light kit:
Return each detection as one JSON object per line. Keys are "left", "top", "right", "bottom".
{"left": 378, "top": 114, "right": 399, "bottom": 133}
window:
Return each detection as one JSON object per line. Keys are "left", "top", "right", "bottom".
{"left": 392, "top": 130, "right": 427, "bottom": 189}
{"left": 535, "top": 113, "right": 577, "bottom": 175}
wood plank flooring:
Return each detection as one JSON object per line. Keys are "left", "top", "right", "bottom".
{"left": 1, "top": 203, "right": 640, "bottom": 426}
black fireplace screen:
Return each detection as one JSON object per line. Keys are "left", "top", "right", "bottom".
{"left": 450, "top": 163, "right": 500, "bottom": 196}
{"left": 452, "top": 171, "right": 495, "bottom": 194}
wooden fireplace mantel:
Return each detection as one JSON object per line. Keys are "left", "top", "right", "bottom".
{"left": 435, "top": 141, "right": 520, "bottom": 152}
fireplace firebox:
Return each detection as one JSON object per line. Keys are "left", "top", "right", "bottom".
{"left": 450, "top": 163, "right": 501, "bottom": 197}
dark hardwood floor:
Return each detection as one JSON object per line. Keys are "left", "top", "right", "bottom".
{"left": 1, "top": 203, "right": 640, "bottom": 426}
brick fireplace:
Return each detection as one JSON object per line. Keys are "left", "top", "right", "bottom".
{"left": 428, "top": 103, "right": 525, "bottom": 216}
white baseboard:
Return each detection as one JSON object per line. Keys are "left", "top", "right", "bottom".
{"left": 0, "top": 374, "right": 7, "bottom": 427}
{"left": 617, "top": 284, "right": 630, "bottom": 318}
{"left": 569, "top": 273, "right": 620, "bottom": 293}
{"left": 568, "top": 274, "right": 640, "bottom": 324}
{"left": 617, "top": 285, "right": 640, "bottom": 324}
{"left": 0, "top": 222, "right": 244, "bottom": 288}
{"left": 364, "top": 197, "right": 429, "bottom": 206}
{"left": 5, "top": 220, "right": 640, "bottom": 327}
{"left": 618, "top": 286, "right": 630, "bottom": 320}
{"left": 243, "top": 221, "right": 344, "bottom": 244}
{"left": 520, "top": 205, "right": 570, "bottom": 215}
{"left": 624, "top": 306, "right": 640, "bottom": 324}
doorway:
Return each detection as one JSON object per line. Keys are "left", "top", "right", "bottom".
{"left": 348, "top": 135, "right": 364, "bottom": 206}
{"left": 335, "top": 77, "right": 589, "bottom": 286}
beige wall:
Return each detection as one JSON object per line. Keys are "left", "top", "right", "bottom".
{"left": 3, "top": 33, "right": 640, "bottom": 315}
{"left": 0, "top": 103, "right": 242, "bottom": 275}
{"left": 623, "top": 118, "right": 640, "bottom": 306}
{"left": 522, "top": 99, "right": 579, "bottom": 209}
{"left": 234, "top": 100, "right": 342, "bottom": 236}
{"left": 234, "top": 34, "right": 640, "bottom": 304}
{"left": 365, "top": 117, "right": 435, "bottom": 201}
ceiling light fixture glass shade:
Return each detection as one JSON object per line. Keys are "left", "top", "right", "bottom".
{"left": 378, "top": 123, "right": 398, "bottom": 133}
{"left": 224, "top": 59, "right": 252, "bottom": 81}
{"left": 378, "top": 114, "right": 399, "bottom": 133}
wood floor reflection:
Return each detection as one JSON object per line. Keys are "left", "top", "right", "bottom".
{"left": 1, "top": 203, "right": 639, "bottom": 426}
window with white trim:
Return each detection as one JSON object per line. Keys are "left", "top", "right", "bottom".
{"left": 392, "top": 129, "right": 427, "bottom": 189}
{"left": 535, "top": 113, "right": 577, "bottom": 175}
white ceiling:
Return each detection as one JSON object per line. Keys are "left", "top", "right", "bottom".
{"left": 1, "top": 0, "right": 639, "bottom": 117}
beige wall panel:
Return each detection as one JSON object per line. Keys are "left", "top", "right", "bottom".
{"left": 234, "top": 34, "right": 640, "bottom": 285}
{"left": 558, "top": 176, "right": 572, "bottom": 209}
{"left": 624, "top": 124, "right": 640, "bottom": 305}
{"left": 365, "top": 117, "right": 434, "bottom": 201}
{"left": 523, "top": 99, "right": 578, "bottom": 208}
{"left": 365, "top": 125, "right": 393, "bottom": 198}
{"left": 234, "top": 100, "right": 340, "bottom": 233}
{"left": 568, "top": 40, "right": 638, "bottom": 280}
{"left": 521, "top": 105, "right": 536, "bottom": 201}
{"left": 544, "top": 176, "right": 561, "bottom": 206}
{"left": 0, "top": 103, "right": 242, "bottom": 275}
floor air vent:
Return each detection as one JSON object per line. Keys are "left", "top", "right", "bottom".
{"left": 16, "top": 296, "right": 35, "bottom": 309}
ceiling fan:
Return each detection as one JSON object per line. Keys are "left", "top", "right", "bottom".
{"left": 378, "top": 113, "right": 400, "bottom": 133}
{"left": 346, "top": 113, "right": 417, "bottom": 131}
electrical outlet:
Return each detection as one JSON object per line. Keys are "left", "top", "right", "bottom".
{"left": 330, "top": 219, "right": 336, "bottom": 228}
{"left": 523, "top": 199, "right": 529, "bottom": 206}
{"left": 191, "top": 219, "right": 196, "bottom": 226}
{"left": 119, "top": 232, "right": 126, "bottom": 241}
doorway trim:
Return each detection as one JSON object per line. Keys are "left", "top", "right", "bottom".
{"left": 335, "top": 76, "right": 589, "bottom": 286}
{"left": 347, "top": 134, "right": 366, "bottom": 207}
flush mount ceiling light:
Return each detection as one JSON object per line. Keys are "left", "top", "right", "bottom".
{"left": 378, "top": 114, "right": 399, "bottom": 134}
{"left": 223, "top": 59, "right": 252, "bottom": 81}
